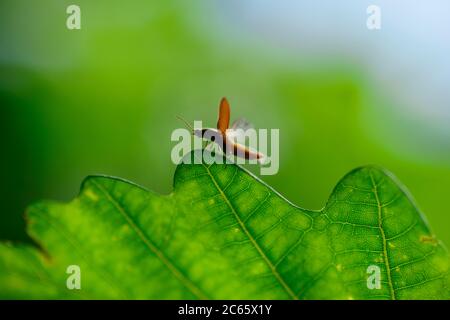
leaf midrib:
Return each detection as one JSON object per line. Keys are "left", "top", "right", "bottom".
{"left": 91, "top": 179, "right": 209, "bottom": 299}
{"left": 370, "top": 172, "right": 396, "bottom": 300}
{"left": 201, "top": 163, "right": 299, "bottom": 300}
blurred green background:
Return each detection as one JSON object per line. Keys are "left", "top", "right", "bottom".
{"left": 1, "top": 0, "right": 450, "bottom": 246}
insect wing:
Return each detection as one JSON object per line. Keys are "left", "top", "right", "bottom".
{"left": 217, "top": 97, "right": 230, "bottom": 134}
{"left": 231, "top": 117, "right": 254, "bottom": 131}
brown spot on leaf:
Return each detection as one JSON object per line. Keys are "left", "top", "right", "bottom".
{"left": 420, "top": 235, "right": 438, "bottom": 245}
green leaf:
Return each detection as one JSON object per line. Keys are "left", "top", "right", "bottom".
{"left": 1, "top": 151, "right": 449, "bottom": 299}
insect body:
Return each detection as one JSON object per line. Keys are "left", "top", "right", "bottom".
{"left": 191, "top": 98, "right": 266, "bottom": 163}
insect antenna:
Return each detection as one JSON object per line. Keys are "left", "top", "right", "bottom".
{"left": 175, "top": 115, "right": 194, "bottom": 132}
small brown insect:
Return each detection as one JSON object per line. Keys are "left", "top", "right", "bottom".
{"left": 178, "top": 97, "right": 266, "bottom": 163}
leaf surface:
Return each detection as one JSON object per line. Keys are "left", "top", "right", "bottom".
{"left": 1, "top": 151, "right": 449, "bottom": 299}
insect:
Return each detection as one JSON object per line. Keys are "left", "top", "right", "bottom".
{"left": 177, "top": 97, "right": 266, "bottom": 164}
